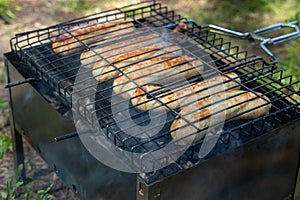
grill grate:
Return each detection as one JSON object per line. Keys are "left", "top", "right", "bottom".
{"left": 83, "top": 57, "right": 300, "bottom": 163}
{"left": 141, "top": 61, "right": 300, "bottom": 183}
{"left": 9, "top": 0, "right": 300, "bottom": 181}
{"left": 10, "top": 1, "right": 257, "bottom": 105}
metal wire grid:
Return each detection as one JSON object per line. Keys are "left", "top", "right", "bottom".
{"left": 78, "top": 56, "right": 298, "bottom": 149}
{"left": 9, "top": 0, "right": 280, "bottom": 146}
{"left": 140, "top": 61, "right": 300, "bottom": 182}
{"left": 72, "top": 57, "right": 299, "bottom": 179}
{"left": 9, "top": 0, "right": 259, "bottom": 99}
{"left": 9, "top": 1, "right": 186, "bottom": 101}
{"left": 10, "top": 0, "right": 182, "bottom": 55}
{"left": 8, "top": 0, "right": 300, "bottom": 175}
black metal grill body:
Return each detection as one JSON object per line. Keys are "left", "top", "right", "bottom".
{"left": 4, "top": 1, "right": 300, "bottom": 199}
{"left": 5, "top": 54, "right": 137, "bottom": 200}
{"left": 5, "top": 53, "right": 300, "bottom": 199}
{"left": 138, "top": 120, "right": 300, "bottom": 200}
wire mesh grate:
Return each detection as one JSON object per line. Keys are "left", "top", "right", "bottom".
{"left": 8, "top": 0, "right": 300, "bottom": 181}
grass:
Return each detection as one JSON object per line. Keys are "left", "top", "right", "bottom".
{"left": 201, "top": 0, "right": 272, "bottom": 30}
{"left": 273, "top": 13, "right": 300, "bottom": 97}
{"left": 0, "top": 97, "right": 10, "bottom": 159}
{"left": 0, "top": 0, "right": 15, "bottom": 24}
{"left": 0, "top": 133, "right": 12, "bottom": 159}
{"left": 276, "top": 13, "right": 300, "bottom": 71}
{"left": 0, "top": 162, "right": 54, "bottom": 200}
{"left": 58, "top": 0, "right": 100, "bottom": 14}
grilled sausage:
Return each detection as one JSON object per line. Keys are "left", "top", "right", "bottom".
{"left": 80, "top": 32, "right": 161, "bottom": 66}
{"left": 79, "top": 22, "right": 189, "bottom": 67}
{"left": 170, "top": 90, "right": 271, "bottom": 145}
{"left": 52, "top": 19, "right": 135, "bottom": 56}
{"left": 92, "top": 41, "right": 183, "bottom": 82}
{"left": 113, "top": 55, "right": 203, "bottom": 100}
{"left": 131, "top": 72, "right": 241, "bottom": 112}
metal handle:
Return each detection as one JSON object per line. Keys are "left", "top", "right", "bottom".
{"left": 5, "top": 77, "right": 41, "bottom": 88}
{"left": 205, "top": 19, "right": 300, "bottom": 65}
{"left": 54, "top": 132, "right": 79, "bottom": 142}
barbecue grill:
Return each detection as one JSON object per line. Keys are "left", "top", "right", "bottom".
{"left": 4, "top": 1, "right": 300, "bottom": 199}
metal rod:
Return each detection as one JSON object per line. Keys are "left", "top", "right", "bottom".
{"left": 54, "top": 132, "right": 79, "bottom": 142}
{"left": 4, "top": 77, "right": 41, "bottom": 88}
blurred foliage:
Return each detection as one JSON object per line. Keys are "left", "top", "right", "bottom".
{"left": 201, "top": 0, "right": 272, "bottom": 30}
{"left": 275, "top": 12, "right": 300, "bottom": 94}
{"left": 0, "top": 97, "right": 10, "bottom": 159}
{"left": 0, "top": 162, "right": 54, "bottom": 200}
{"left": 0, "top": 0, "right": 15, "bottom": 24}
{"left": 59, "top": 0, "right": 98, "bottom": 14}
{"left": 0, "top": 133, "right": 12, "bottom": 159}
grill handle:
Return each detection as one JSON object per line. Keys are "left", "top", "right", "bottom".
{"left": 5, "top": 77, "right": 41, "bottom": 88}
{"left": 205, "top": 20, "right": 300, "bottom": 65}
{"left": 54, "top": 132, "right": 79, "bottom": 142}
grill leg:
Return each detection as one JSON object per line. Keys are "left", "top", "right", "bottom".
{"left": 10, "top": 127, "right": 26, "bottom": 180}
{"left": 6, "top": 59, "right": 26, "bottom": 181}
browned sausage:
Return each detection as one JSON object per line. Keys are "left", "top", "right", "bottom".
{"left": 131, "top": 72, "right": 241, "bottom": 112}
{"left": 52, "top": 19, "right": 135, "bottom": 56}
{"left": 170, "top": 90, "right": 271, "bottom": 145}
{"left": 80, "top": 32, "right": 161, "bottom": 66}
{"left": 113, "top": 55, "right": 203, "bottom": 100}
{"left": 92, "top": 41, "right": 183, "bottom": 82}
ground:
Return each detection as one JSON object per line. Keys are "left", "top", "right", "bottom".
{"left": 0, "top": 0, "right": 299, "bottom": 199}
